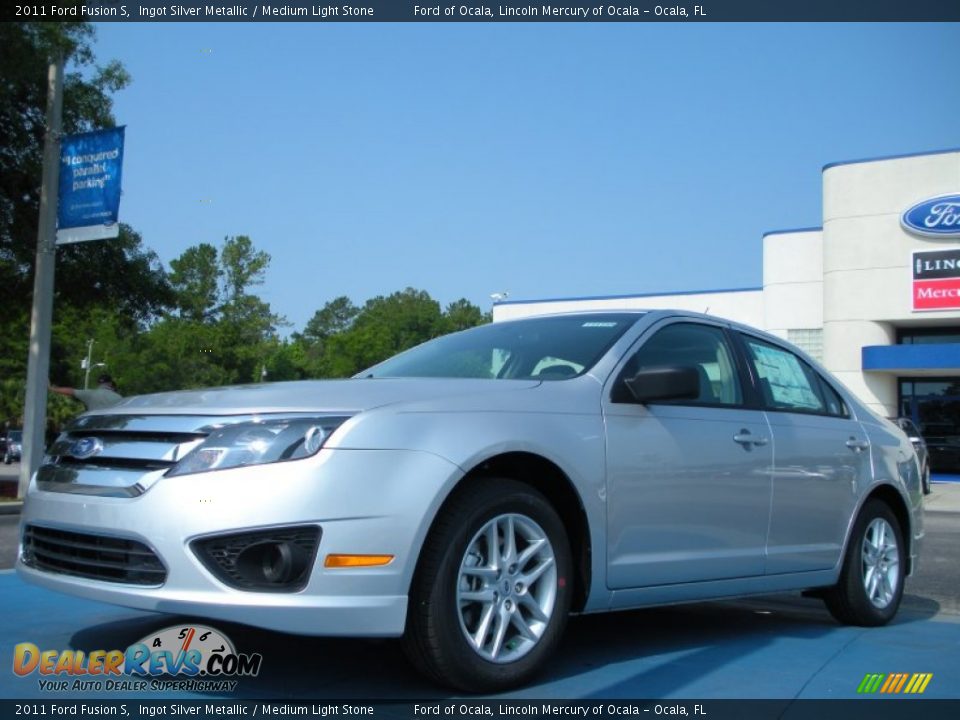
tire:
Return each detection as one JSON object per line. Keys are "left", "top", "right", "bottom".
{"left": 403, "top": 478, "right": 573, "bottom": 692}
{"left": 922, "top": 464, "right": 931, "bottom": 495}
{"left": 823, "top": 499, "right": 905, "bottom": 626}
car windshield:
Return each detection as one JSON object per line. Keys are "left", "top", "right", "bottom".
{"left": 362, "top": 314, "right": 640, "bottom": 380}
{"left": 8, "top": 431, "right": 21, "bottom": 441}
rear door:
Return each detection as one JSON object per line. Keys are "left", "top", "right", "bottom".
{"left": 736, "top": 332, "right": 869, "bottom": 574}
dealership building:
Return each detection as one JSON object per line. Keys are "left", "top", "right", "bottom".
{"left": 493, "top": 147, "right": 960, "bottom": 461}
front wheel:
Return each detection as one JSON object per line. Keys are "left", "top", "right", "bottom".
{"left": 922, "top": 464, "right": 931, "bottom": 495}
{"left": 823, "top": 499, "right": 905, "bottom": 626}
{"left": 403, "top": 478, "right": 573, "bottom": 692}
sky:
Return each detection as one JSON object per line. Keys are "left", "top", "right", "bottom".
{"left": 90, "top": 22, "right": 960, "bottom": 334}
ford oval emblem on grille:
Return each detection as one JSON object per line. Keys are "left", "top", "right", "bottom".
{"left": 69, "top": 437, "right": 104, "bottom": 460}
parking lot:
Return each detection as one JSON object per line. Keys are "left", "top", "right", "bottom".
{"left": 1, "top": 463, "right": 958, "bottom": 708}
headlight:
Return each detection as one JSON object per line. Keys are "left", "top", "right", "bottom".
{"left": 166, "top": 416, "right": 350, "bottom": 477}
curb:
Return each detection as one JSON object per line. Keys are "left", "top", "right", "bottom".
{"left": 0, "top": 502, "right": 23, "bottom": 515}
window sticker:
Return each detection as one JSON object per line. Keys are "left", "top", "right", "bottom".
{"left": 750, "top": 343, "right": 822, "bottom": 410}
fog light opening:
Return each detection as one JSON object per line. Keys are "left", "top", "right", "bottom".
{"left": 236, "top": 541, "right": 309, "bottom": 586}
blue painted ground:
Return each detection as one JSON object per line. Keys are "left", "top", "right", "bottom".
{"left": 1, "top": 572, "right": 957, "bottom": 702}
{"left": 932, "top": 473, "right": 960, "bottom": 484}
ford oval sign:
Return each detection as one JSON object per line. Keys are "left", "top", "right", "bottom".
{"left": 902, "top": 194, "right": 960, "bottom": 238}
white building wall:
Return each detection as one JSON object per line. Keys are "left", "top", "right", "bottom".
{"left": 762, "top": 229, "right": 823, "bottom": 342}
{"left": 822, "top": 149, "right": 960, "bottom": 415}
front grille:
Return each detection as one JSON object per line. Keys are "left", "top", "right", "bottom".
{"left": 39, "top": 415, "right": 218, "bottom": 496}
{"left": 22, "top": 525, "right": 167, "bottom": 585}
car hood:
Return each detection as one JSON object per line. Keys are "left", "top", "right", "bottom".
{"left": 88, "top": 378, "right": 543, "bottom": 416}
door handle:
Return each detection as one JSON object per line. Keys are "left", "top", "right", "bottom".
{"left": 733, "top": 431, "right": 769, "bottom": 447}
{"left": 846, "top": 437, "right": 871, "bottom": 452}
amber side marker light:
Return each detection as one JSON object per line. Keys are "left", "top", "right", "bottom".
{"left": 325, "top": 554, "right": 394, "bottom": 568}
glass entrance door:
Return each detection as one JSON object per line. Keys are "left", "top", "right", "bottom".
{"left": 900, "top": 378, "right": 960, "bottom": 474}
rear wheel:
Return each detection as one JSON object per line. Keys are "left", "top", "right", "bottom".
{"left": 922, "top": 464, "right": 931, "bottom": 495}
{"left": 403, "top": 478, "right": 573, "bottom": 692}
{"left": 823, "top": 499, "right": 904, "bottom": 626}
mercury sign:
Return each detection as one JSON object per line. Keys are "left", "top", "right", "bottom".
{"left": 913, "top": 249, "right": 960, "bottom": 311}
{"left": 901, "top": 194, "right": 960, "bottom": 238}
{"left": 56, "top": 127, "right": 125, "bottom": 245}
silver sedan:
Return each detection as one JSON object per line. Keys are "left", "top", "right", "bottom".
{"left": 18, "top": 310, "right": 923, "bottom": 691}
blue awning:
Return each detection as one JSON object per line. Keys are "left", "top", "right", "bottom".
{"left": 862, "top": 343, "right": 960, "bottom": 375}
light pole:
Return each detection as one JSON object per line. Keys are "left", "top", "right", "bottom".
{"left": 83, "top": 339, "right": 94, "bottom": 388}
{"left": 19, "top": 54, "right": 63, "bottom": 499}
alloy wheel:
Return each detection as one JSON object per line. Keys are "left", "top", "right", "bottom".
{"left": 861, "top": 517, "right": 900, "bottom": 609}
{"left": 456, "top": 513, "right": 557, "bottom": 663}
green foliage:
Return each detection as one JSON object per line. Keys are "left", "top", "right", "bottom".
{"left": 293, "top": 288, "right": 489, "bottom": 379}
{"left": 220, "top": 235, "right": 269, "bottom": 302}
{"left": 133, "top": 319, "right": 232, "bottom": 393}
{"left": 442, "top": 298, "right": 491, "bottom": 333}
{"left": 134, "top": 236, "right": 286, "bottom": 389}
{"left": 0, "top": 306, "right": 30, "bottom": 388}
{"left": 261, "top": 339, "right": 308, "bottom": 383}
{"left": 299, "top": 296, "right": 359, "bottom": 343}
{"left": 0, "top": 379, "right": 26, "bottom": 431}
{"left": 169, "top": 243, "right": 221, "bottom": 322}
{"left": 54, "top": 224, "right": 174, "bottom": 326}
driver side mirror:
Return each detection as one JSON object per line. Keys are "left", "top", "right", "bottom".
{"left": 620, "top": 366, "right": 700, "bottom": 404}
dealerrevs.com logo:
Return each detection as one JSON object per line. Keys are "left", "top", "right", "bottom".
{"left": 12, "top": 624, "right": 262, "bottom": 693}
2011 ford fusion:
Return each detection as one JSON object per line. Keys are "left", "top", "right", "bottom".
{"left": 18, "top": 311, "right": 923, "bottom": 691}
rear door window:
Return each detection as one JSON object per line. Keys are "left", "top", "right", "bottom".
{"left": 742, "top": 337, "right": 827, "bottom": 414}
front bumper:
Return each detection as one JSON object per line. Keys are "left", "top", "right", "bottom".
{"left": 17, "top": 448, "right": 461, "bottom": 637}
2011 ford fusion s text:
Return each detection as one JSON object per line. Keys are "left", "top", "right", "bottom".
{"left": 18, "top": 310, "right": 923, "bottom": 691}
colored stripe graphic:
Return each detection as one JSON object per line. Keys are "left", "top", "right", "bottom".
{"left": 857, "top": 673, "right": 932, "bottom": 694}
{"left": 880, "top": 673, "right": 900, "bottom": 693}
{"left": 904, "top": 674, "right": 934, "bottom": 694}
{"left": 858, "top": 674, "right": 885, "bottom": 693}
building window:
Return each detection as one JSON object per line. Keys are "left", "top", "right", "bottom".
{"left": 899, "top": 378, "right": 960, "bottom": 474}
{"left": 898, "top": 329, "right": 960, "bottom": 345}
{"left": 787, "top": 329, "right": 823, "bottom": 362}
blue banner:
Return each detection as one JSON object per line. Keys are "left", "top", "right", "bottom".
{"left": 57, "top": 127, "right": 125, "bottom": 243}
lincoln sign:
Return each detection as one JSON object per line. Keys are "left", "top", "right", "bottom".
{"left": 913, "top": 248, "right": 960, "bottom": 311}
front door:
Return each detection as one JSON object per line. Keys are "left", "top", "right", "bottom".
{"left": 604, "top": 321, "right": 773, "bottom": 589}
